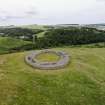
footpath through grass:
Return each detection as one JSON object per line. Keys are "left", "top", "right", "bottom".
{"left": 0, "top": 48, "right": 105, "bottom": 105}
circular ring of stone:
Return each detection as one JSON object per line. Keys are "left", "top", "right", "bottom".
{"left": 25, "top": 50, "right": 70, "bottom": 70}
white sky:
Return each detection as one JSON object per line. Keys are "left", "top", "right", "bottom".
{"left": 0, "top": 0, "right": 105, "bottom": 25}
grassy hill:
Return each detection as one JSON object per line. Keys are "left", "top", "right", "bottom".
{"left": 20, "top": 24, "right": 47, "bottom": 30}
{"left": 0, "top": 37, "right": 31, "bottom": 54}
{"left": 36, "top": 31, "right": 46, "bottom": 38}
{"left": 0, "top": 47, "right": 105, "bottom": 105}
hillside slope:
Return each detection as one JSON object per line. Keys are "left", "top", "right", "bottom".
{"left": 0, "top": 37, "right": 31, "bottom": 54}
{"left": 0, "top": 48, "right": 105, "bottom": 105}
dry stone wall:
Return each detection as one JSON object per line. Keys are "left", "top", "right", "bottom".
{"left": 25, "top": 50, "right": 70, "bottom": 70}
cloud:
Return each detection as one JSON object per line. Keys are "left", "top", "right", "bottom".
{"left": 96, "top": 0, "right": 105, "bottom": 2}
{"left": 0, "top": 0, "right": 105, "bottom": 25}
{"left": 0, "top": 6, "right": 38, "bottom": 21}
{"left": 25, "top": 8, "right": 38, "bottom": 15}
{"left": 25, "top": 11, "right": 37, "bottom": 15}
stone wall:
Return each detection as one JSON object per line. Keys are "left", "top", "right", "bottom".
{"left": 25, "top": 50, "right": 70, "bottom": 70}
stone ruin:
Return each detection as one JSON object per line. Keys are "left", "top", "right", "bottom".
{"left": 25, "top": 50, "right": 70, "bottom": 70}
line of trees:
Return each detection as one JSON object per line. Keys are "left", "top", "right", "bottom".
{"left": 1, "top": 27, "right": 105, "bottom": 54}
{"left": 0, "top": 27, "right": 43, "bottom": 41}
{"left": 35, "top": 27, "right": 105, "bottom": 48}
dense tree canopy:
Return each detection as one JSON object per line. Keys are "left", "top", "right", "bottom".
{"left": 0, "top": 27, "right": 105, "bottom": 54}
{"left": 0, "top": 27, "right": 43, "bottom": 40}
{"left": 35, "top": 27, "right": 105, "bottom": 48}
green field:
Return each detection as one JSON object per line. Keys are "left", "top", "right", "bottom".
{"left": 0, "top": 47, "right": 105, "bottom": 105}
{"left": 20, "top": 24, "right": 46, "bottom": 30}
{"left": 35, "top": 52, "right": 60, "bottom": 62}
{"left": 36, "top": 31, "right": 46, "bottom": 38}
{"left": 0, "top": 37, "right": 31, "bottom": 54}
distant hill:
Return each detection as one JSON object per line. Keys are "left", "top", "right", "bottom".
{"left": 0, "top": 25, "right": 16, "bottom": 29}
{"left": 20, "top": 24, "right": 47, "bottom": 30}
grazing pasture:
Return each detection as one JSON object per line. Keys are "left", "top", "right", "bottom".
{"left": 0, "top": 37, "right": 31, "bottom": 54}
{"left": 0, "top": 47, "right": 105, "bottom": 105}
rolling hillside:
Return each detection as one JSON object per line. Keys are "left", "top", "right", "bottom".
{"left": 20, "top": 24, "right": 46, "bottom": 30}
{"left": 0, "top": 47, "right": 105, "bottom": 105}
{"left": 0, "top": 37, "right": 31, "bottom": 54}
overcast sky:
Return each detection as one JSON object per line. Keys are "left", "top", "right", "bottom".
{"left": 0, "top": 0, "right": 105, "bottom": 26}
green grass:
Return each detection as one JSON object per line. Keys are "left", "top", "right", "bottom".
{"left": 35, "top": 52, "right": 60, "bottom": 62}
{"left": 36, "top": 31, "right": 46, "bottom": 38}
{"left": 0, "top": 37, "right": 31, "bottom": 54}
{"left": 0, "top": 47, "right": 105, "bottom": 105}
{"left": 20, "top": 24, "right": 46, "bottom": 30}
{"left": 78, "top": 42, "right": 105, "bottom": 48}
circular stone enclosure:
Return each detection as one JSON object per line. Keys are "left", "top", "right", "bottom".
{"left": 35, "top": 51, "right": 60, "bottom": 62}
{"left": 25, "top": 50, "right": 70, "bottom": 70}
